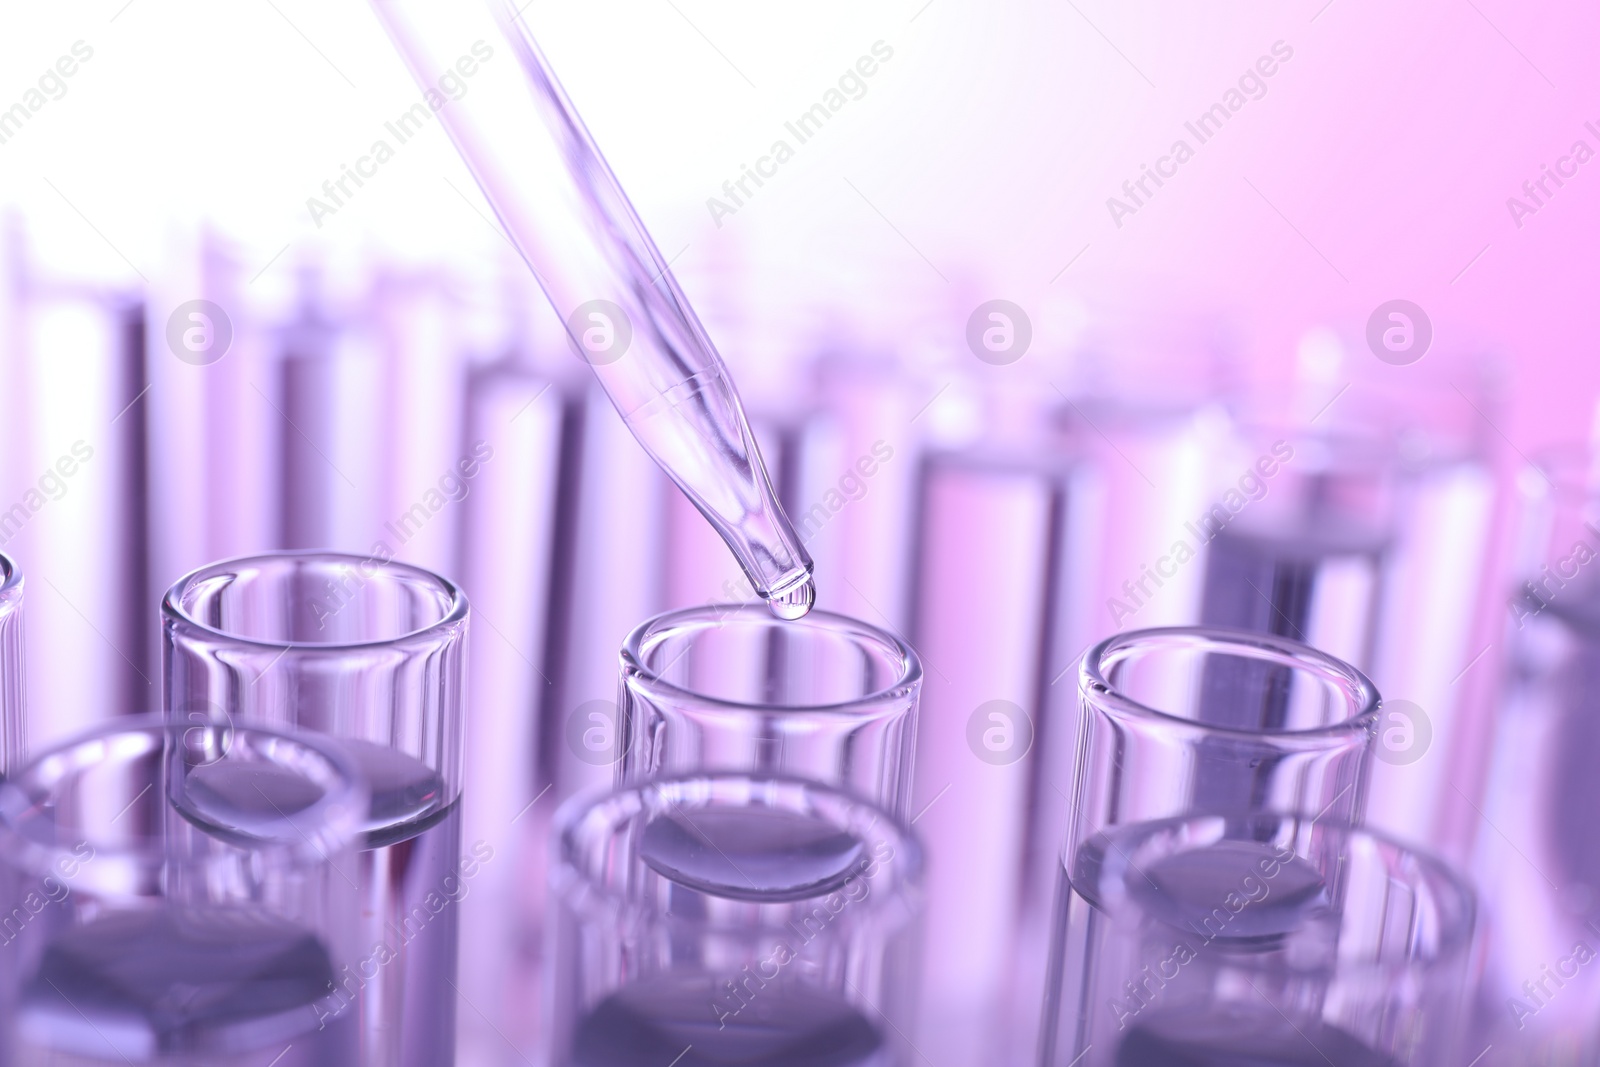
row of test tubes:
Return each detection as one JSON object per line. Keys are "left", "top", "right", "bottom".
{"left": 0, "top": 218, "right": 1590, "bottom": 1066}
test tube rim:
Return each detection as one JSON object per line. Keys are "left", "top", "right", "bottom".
{"left": 1090, "top": 809, "right": 1478, "bottom": 969}
{"left": 552, "top": 770, "right": 924, "bottom": 928}
{"left": 162, "top": 549, "right": 468, "bottom": 653}
{"left": 0, "top": 713, "right": 370, "bottom": 887}
{"left": 621, "top": 603, "right": 923, "bottom": 717}
{"left": 1081, "top": 625, "right": 1381, "bottom": 741}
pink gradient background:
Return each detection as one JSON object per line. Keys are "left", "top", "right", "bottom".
{"left": 0, "top": 0, "right": 1592, "bottom": 446}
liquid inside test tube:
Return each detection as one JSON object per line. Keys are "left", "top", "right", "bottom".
{"left": 571, "top": 974, "right": 886, "bottom": 1067}
{"left": 638, "top": 805, "right": 864, "bottom": 901}
{"left": 561, "top": 794, "right": 902, "bottom": 1067}
{"left": 19, "top": 907, "right": 351, "bottom": 1063}
{"left": 569, "top": 845, "right": 887, "bottom": 1067}
{"left": 1113, "top": 1007, "right": 1399, "bottom": 1067}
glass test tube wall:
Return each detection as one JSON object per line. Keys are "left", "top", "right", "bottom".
{"left": 1049, "top": 814, "right": 1477, "bottom": 1066}
{"left": 619, "top": 605, "right": 922, "bottom": 818}
{"left": 905, "top": 445, "right": 1081, "bottom": 1067}
{"left": 163, "top": 553, "right": 469, "bottom": 1067}
{"left": 1472, "top": 446, "right": 1600, "bottom": 1065}
{"left": 0, "top": 717, "right": 369, "bottom": 1065}
{"left": 547, "top": 773, "right": 924, "bottom": 1067}
{"left": 1042, "top": 627, "right": 1385, "bottom": 1066}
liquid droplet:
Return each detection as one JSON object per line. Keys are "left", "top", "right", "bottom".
{"left": 766, "top": 576, "right": 815, "bottom": 620}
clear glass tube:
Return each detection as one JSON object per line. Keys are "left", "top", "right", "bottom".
{"left": 618, "top": 606, "right": 922, "bottom": 819}
{"left": 1041, "top": 627, "right": 1387, "bottom": 1065}
{"left": 903, "top": 446, "right": 1077, "bottom": 1067}
{"left": 162, "top": 551, "right": 469, "bottom": 1067}
{"left": 548, "top": 773, "right": 923, "bottom": 1067}
{"left": 1070, "top": 626, "right": 1380, "bottom": 841}
{"left": 1472, "top": 447, "right": 1600, "bottom": 1064}
{"left": 366, "top": 0, "right": 812, "bottom": 614}
{"left": 0, "top": 552, "right": 23, "bottom": 776}
{"left": 1041, "top": 812, "right": 1476, "bottom": 1066}
{"left": 0, "top": 715, "right": 369, "bottom": 1065}
{"left": 1191, "top": 418, "right": 1501, "bottom": 853}
{"left": 1194, "top": 427, "right": 1400, "bottom": 672}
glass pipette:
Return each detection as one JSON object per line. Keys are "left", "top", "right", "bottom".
{"left": 368, "top": 0, "right": 814, "bottom": 618}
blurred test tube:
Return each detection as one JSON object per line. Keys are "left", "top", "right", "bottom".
{"left": 1471, "top": 441, "right": 1600, "bottom": 1065}
{"left": 146, "top": 227, "right": 281, "bottom": 630}
{"left": 5, "top": 227, "right": 149, "bottom": 747}
{"left": 906, "top": 444, "right": 1077, "bottom": 1067}
{"left": 454, "top": 353, "right": 563, "bottom": 1065}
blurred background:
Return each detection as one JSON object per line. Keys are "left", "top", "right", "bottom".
{"left": 3, "top": 1, "right": 1599, "bottom": 1065}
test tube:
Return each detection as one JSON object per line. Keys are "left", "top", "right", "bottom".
{"left": 0, "top": 552, "right": 22, "bottom": 775}
{"left": 547, "top": 773, "right": 923, "bottom": 1067}
{"left": 1471, "top": 447, "right": 1600, "bottom": 1064}
{"left": 618, "top": 606, "right": 922, "bottom": 819}
{"left": 1194, "top": 428, "right": 1399, "bottom": 673}
{"left": 1189, "top": 421, "right": 1503, "bottom": 852}
{"left": 1041, "top": 627, "right": 1383, "bottom": 1064}
{"left": 905, "top": 446, "right": 1078, "bottom": 1067}
{"left": 453, "top": 359, "right": 564, "bottom": 1065}
{"left": 1041, "top": 812, "right": 1476, "bottom": 1066}
{"left": 163, "top": 552, "right": 469, "bottom": 1067}
{"left": 0, "top": 716, "right": 369, "bottom": 1065}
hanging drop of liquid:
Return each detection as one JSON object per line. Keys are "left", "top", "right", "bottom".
{"left": 766, "top": 576, "right": 816, "bottom": 620}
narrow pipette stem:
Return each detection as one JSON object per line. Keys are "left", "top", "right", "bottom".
{"left": 368, "top": 0, "right": 813, "bottom": 614}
